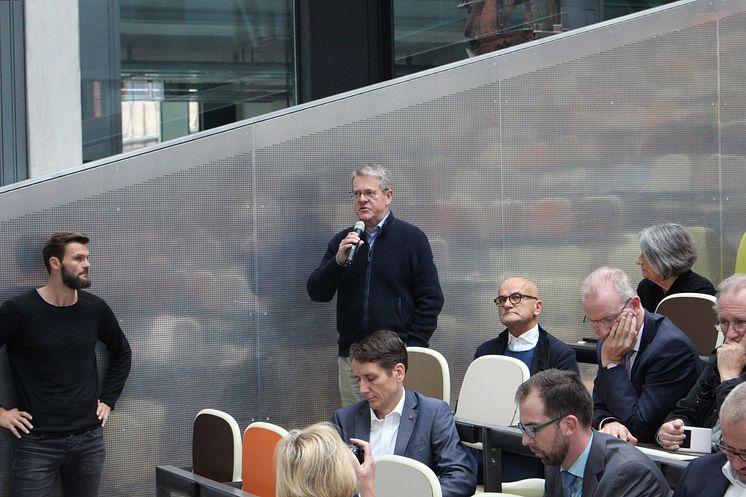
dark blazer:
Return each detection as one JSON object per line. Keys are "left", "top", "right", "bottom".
{"left": 672, "top": 452, "right": 729, "bottom": 497}
{"left": 593, "top": 311, "right": 702, "bottom": 442}
{"left": 474, "top": 325, "right": 579, "bottom": 374}
{"left": 332, "top": 389, "right": 477, "bottom": 497}
{"left": 637, "top": 269, "right": 716, "bottom": 313}
{"left": 545, "top": 432, "right": 669, "bottom": 497}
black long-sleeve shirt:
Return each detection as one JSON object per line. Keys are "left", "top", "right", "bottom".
{"left": 0, "top": 289, "right": 131, "bottom": 434}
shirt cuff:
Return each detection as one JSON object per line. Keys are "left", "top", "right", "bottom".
{"left": 598, "top": 417, "right": 618, "bottom": 429}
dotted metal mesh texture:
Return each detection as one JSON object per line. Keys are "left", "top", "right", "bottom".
{"left": 0, "top": 2, "right": 745, "bottom": 495}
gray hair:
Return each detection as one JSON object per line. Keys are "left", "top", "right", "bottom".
{"left": 716, "top": 274, "right": 746, "bottom": 309}
{"left": 351, "top": 164, "right": 393, "bottom": 191}
{"left": 720, "top": 382, "right": 746, "bottom": 424}
{"left": 581, "top": 266, "right": 636, "bottom": 303}
{"left": 638, "top": 223, "right": 698, "bottom": 279}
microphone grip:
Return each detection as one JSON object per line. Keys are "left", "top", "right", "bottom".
{"left": 345, "top": 222, "right": 365, "bottom": 266}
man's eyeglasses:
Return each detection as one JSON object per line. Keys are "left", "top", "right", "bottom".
{"left": 349, "top": 189, "right": 388, "bottom": 200}
{"left": 583, "top": 297, "right": 632, "bottom": 327}
{"left": 716, "top": 439, "right": 746, "bottom": 463}
{"left": 517, "top": 416, "right": 564, "bottom": 439}
{"left": 717, "top": 319, "right": 746, "bottom": 335}
{"left": 494, "top": 292, "right": 539, "bottom": 307}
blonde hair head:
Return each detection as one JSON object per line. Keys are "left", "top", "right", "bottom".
{"left": 276, "top": 422, "right": 357, "bottom": 497}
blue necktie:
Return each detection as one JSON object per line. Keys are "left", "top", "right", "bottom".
{"left": 561, "top": 471, "right": 578, "bottom": 497}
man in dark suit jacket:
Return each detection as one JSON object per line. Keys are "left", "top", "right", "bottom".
{"left": 516, "top": 369, "right": 669, "bottom": 497}
{"left": 332, "top": 330, "right": 476, "bottom": 497}
{"left": 475, "top": 276, "right": 578, "bottom": 481}
{"left": 475, "top": 277, "right": 578, "bottom": 374}
{"left": 581, "top": 267, "right": 702, "bottom": 444}
{"left": 673, "top": 382, "right": 746, "bottom": 496}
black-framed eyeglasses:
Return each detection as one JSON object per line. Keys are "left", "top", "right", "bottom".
{"left": 348, "top": 188, "right": 389, "bottom": 200}
{"left": 583, "top": 297, "right": 632, "bottom": 327}
{"left": 716, "top": 439, "right": 746, "bottom": 463}
{"left": 494, "top": 292, "right": 539, "bottom": 307}
{"left": 517, "top": 416, "right": 564, "bottom": 439}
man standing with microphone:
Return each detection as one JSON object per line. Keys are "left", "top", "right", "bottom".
{"left": 308, "top": 164, "right": 444, "bottom": 406}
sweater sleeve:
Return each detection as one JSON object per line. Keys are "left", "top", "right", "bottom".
{"left": 97, "top": 301, "right": 132, "bottom": 409}
{"left": 407, "top": 232, "right": 444, "bottom": 346}
{"left": 307, "top": 232, "right": 347, "bottom": 302}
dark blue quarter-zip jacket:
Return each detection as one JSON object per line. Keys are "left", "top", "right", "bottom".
{"left": 307, "top": 212, "right": 444, "bottom": 356}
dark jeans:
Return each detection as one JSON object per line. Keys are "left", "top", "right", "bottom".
{"left": 12, "top": 425, "right": 105, "bottom": 497}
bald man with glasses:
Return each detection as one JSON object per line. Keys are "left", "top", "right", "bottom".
{"left": 475, "top": 276, "right": 578, "bottom": 375}
{"left": 474, "top": 277, "right": 579, "bottom": 481}
{"left": 582, "top": 266, "right": 701, "bottom": 445}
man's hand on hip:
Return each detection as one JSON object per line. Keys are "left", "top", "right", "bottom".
{"left": 0, "top": 407, "right": 33, "bottom": 438}
{"left": 97, "top": 401, "right": 111, "bottom": 426}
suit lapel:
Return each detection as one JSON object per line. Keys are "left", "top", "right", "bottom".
{"left": 630, "top": 311, "right": 658, "bottom": 379}
{"left": 581, "top": 433, "right": 604, "bottom": 496}
{"left": 533, "top": 326, "right": 549, "bottom": 373}
{"left": 354, "top": 402, "right": 372, "bottom": 441}
{"left": 394, "top": 389, "right": 418, "bottom": 455}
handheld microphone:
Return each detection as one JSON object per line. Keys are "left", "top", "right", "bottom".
{"left": 345, "top": 221, "right": 365, "bottom": 266}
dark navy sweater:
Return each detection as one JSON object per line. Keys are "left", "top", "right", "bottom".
{"left": 307, "top": 213, "right": 444, "bottom": 356}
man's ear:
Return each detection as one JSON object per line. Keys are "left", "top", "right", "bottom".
{"left": 393, "top": 363, "right": 406, "bottom": 382}
{"left": 49, "top": 256, "right": 62, "bottom": 272}
{"left": 560, "top": 415, "right": 580, "bottom": 436}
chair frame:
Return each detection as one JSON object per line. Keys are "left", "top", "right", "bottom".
{"left": 455, "top": 355, "right": 530, "bottom": 429}
{"left": 405, "top": 346, "right": 451, "bottom": 404}
{"left": 655, "top": 292, "right": 719, "bottom": 355}
{"left": 375, "top": 454, "right": 443, "bottom": 497}
{"left": 241, "top": 421, "right": 288, "bottom": 496}
{"left": 193, "top": 408, "right": 242, "bottom": 482}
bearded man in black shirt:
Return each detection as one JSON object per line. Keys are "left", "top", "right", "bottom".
{"left": 0, "top": 231, "right": 131, "bottom": 497}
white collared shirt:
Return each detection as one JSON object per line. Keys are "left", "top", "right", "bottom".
{"left": 722, "top": 461, "right": 746, "bottom": 497}
{"left": 507, "top": 324, "right": 540, "bottom": 352}
{"left": 369, "top": 390, "right": 406, "bottom": 460}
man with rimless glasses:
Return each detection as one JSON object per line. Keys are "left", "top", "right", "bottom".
{"left": 581, "top": 267, "right": 701, "bottom": 444}
{"left": 673, "top": 382, "right": 746, "bottom": 496}
{"left": 657, "top": 274, "right": 746, "bottom": 452}
{"left": 307, "top": 164, "right": 444, "bottom": 406}
{"left": 516, "top": 369, "right": 669, "bottom": 497}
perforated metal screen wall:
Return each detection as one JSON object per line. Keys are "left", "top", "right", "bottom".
{"left": 0, "top": 0, "right": 745, "bottom": 494}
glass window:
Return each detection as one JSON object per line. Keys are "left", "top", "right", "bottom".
{"left": 394, "top": 0, "right": 677, "bottom": 77}
{"left": 81, "top": 0, "right": 295, "bottom": 158}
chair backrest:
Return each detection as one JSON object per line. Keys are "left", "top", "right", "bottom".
{"left": 405, "top": 346, "right": 451, "bottom": 404}
{"left": 455, "top": 355, "right": 531, "bottom": 427}
{"left": 375, "top": 454, "right": 443, "bottom": 497}
{"left": 501, "top": 478, "right": 546, "bottom": 497}
{"left": 241, "top": 421, "right": 288, "bottom": 497}
{"left": 192, "top": 408, "right": 242, "bottom": 482}
{"left": 737, "top": 231, "right": 746, "bottom": 273}
{"left": 655, "top": 292, "right": 718, "bottom": 356}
